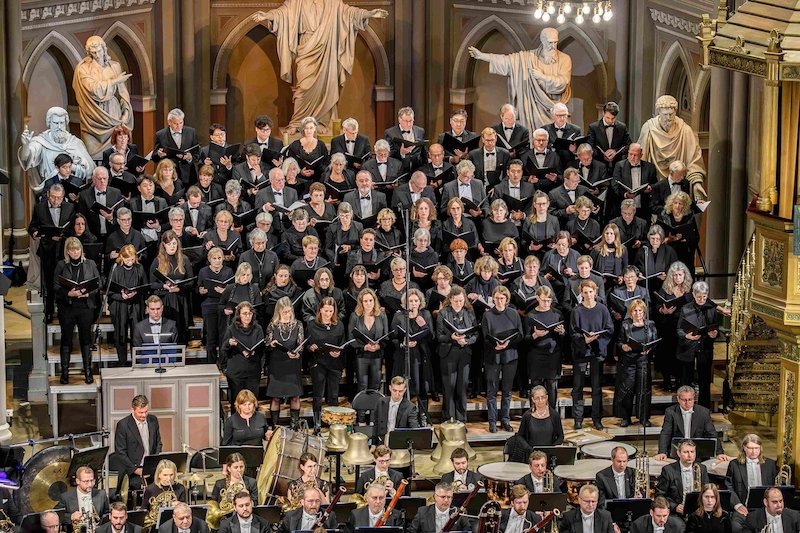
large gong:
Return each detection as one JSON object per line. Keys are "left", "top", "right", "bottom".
{"left": 18, "top": 446, "right": 72, "bottom": 515}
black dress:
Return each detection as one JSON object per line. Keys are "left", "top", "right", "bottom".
{"left": 221, "top": 322, "right": 266, "bottom": 404}
{"left": 686, "top": 512, "right": 732, "bottom": 533}
{"left": 266, "top": 320, "right": 305, "bottom": 397}
{"left": 221, "top": 411, "right": 268, "bottom": 446}
{"left": 288, "top": 139, "right": 329, "bottom": 181}
{"left": 108, "top": 263, "right": 148, "bottom": 365}
{"left": 149, "top": 255, "right": 194, "bottom": 343}
{"left": 141, "top": 483, "right": 187, "bottom": 511}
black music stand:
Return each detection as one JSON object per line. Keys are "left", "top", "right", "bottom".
{"left": 67, "top": 446, "right": 109, "bottom": 481}
{"left": 126, "top": 510, "right": 147, "bottom": 527}
{"left": 453, "top": 490, "right": 488, "bottom": 516}
{"left": 528, "top": 493, "right": 569, "bottom": 513}
{"left": 684, "top": 490, "right": 732, "bottom": 514}
{"left": 671, "top": 438, "right": 717, "bottom": 460}
{"left": 531, "top": 446, "right": 577, "bottom": 468}
{"left": 322, "top": 501, "right": 355, "bottom": 525}
{"left": 606, "top": 498, "right": 652, "bottom": 528}
{"left": 391, "top": 496, "right": 427, "bottom": 520}
{"left": 388, "top": 428, "right": 434, "bottom": 478}
{"left": 142, "top": 452, "right": 189, "bottom": 481}
{"left": 355, "top": 528, "right": 403, "bottom": 533}
{"left": 253, "top": 505, "right": 282, "bottom": 524}
{"left": 293, "top": 530, "right": 340, "bottom": 533}
{"left": 218, "top": 446, "right": 264, "bottom": 468}
{"left": 746, "top": 486, "right": 795, "bottom": 510}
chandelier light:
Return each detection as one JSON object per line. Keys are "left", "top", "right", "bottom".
{"left": 533, "top": 1, "right": 612, "bottom": 24}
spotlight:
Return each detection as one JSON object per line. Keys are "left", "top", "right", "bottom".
{"left": 547, "top": 1, "right": 556, "bottom": 14}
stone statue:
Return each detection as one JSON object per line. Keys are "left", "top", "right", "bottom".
{"left": 638, "top": 95, "right": 707, "bottom": 200}
{"left": 72, "top": 36, "right": 134, "bottom": 156}
{"left": 19, "top": 106, "right": 96, "bottom": 192}
{"left": 252, "top": 0, "right": 388, "bottom": 135}
{"left": 469, "top": 27, "right": 572, "bottom": 131}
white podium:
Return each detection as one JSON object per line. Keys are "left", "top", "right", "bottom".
{"left": 102, "top": 365, "right": 220, "bottom": 453}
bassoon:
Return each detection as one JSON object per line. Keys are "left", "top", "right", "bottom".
{"left": 522, "top": 509, "right": 561, "bottom": 533}
{"left": 313, "top": 486, "right": 346, "bottom": 533}
{"left": 441, "top": 481, "right": 484, "bottom": 532}
{"left": 374, "top": 479, "right": 409, "bottom": 527}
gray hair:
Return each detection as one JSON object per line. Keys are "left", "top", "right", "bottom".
{"left": 92, "top": 166, "right": 109, "bottom": 179}
{"left": 692, "top": 281, "right": 709, "bottom": 295}
{"left": 225, "top": 180, "right": 241, "bottom": 194}
{"left": 500, "top": 103, "right": 517, "bottom": 117}
{"left": 256, "top": 211, "right": 273, "bottom": 225}
{"left": 168, "top": 207, "right": 185, "bottom": 220}
{"left": 413, "top": 228, "right": 431, "bottom": 243}
{"left": 532, "top": 128, "right": 549, "bottom": 139}
{"left": 300, "top": 116, "right": 318, "bottom": 130}
{"left": 116, "top": 207, "right": 131, "bottom": 218}
{"left": 45, "top": 106, "right": 69, "bottom": 127}
{"left": 456, "top": 159, "right": 475, "bottom": 176}
{"left": 374, "top": 139, "right": 390, "bottom": 152}
{"left": 49, "top": 183, "right": 65, "bottom": 195}
{"left": 620, "top": 199, "right": 636, "bottom": 211}
{"left": 338, "top": 202, "right": 353, "bottom": 216}
{"left": 342, "top": 118, "right": 359, "bottom": 132}
{"left": 677, "top": 385, "right": 696, "bottom": 397}
{"left": 668, "top": 160, "right": 686, "bottom": 174}
{"left": 167, "top": 108, "right": 185, "bottom": 121}
{"left": 647, "top": 225, "right": 665, "bottom": 239}
{"left": 577, "top": 143, "right": 593, "bottom": 155}
{"left": 552, "top": 102, "right": 569, "bottom": 114}
{"left": 329, "top": 152, "right": 347, "bottom": 167}
{"left": 248, "top": 228, "right": 267, "bottom": 245}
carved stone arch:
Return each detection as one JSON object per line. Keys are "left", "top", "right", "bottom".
{"left": 102, "top": 21, "right": 155, "bottom": 96}
{"left": 694, "top": 68, "right": 711, "bottom": 132}
{"left": 21, "top": 30, "right": 83, "bottom": 90}
{"left": 451, "top": 15, "right": 526, "bottom": 90}
{"left": 212, "top": 14, "right": 391, "bottom": 91}
{"left": 655, "top": 41, "right": 694, "bottom": 113}
{"left": 554, "top": 22, "right": 608, "bottom": 98}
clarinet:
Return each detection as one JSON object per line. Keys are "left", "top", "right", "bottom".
{"left": 313, "top": 486, "right": 346, "bottom": 531}
{"left": 441, "top": 481, "right": 484, "bottom": 532}
{"left": 374, "top": 479, "right": 409, "bottom": 527}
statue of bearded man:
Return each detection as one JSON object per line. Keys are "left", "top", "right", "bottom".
{"left": 638, "top": 95, "right": 707, "bottom": 200}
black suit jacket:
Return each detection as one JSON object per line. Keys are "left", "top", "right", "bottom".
{"left": 548, "top": 184, "right": 588, "bottom": 226}
{"left": 575, "top": 160, "right": 608, "bottom": 187}
{"left": 629, "top": 514, "right": 685, "bottom": 533}
{"left": 181, "top": 203, "right": 214, "bottom": 233}
{"left": 28, "top": 201, "right": 75, "bottom": 254}
{"left": 342, "top": 190, "right": 388, "bottom": 220}
{"left": 102, "top": 144, "right": 140, "bottom": 169}
{"left": 724, "top": 458, "right": 778, "bottom": 509}
{"left": 391, "top": 183, "right": 437, "bottom": 211}
{"left": 409, "top": 505, "right": 470, "bottom": 533}
{"left": 491, "top": 180, "right": 536, "bottom": 215}
{"left": 523, "top": 150, "right": 563, "bottom": 194}
{"left": 743, "top": 507, "right": 800, "bottom": 533}
{"left": 97, "top": 523, "right": 143, "bottom": 533}
{"left": 373, "top": 397, "right": 420, "bottom": 444}
{"left": 57, "top": 488, "right": 110, "bottom": 525}
{"left": 492, "top": 122, "right": 531, "bottom": 159}
{"left": 78, "top": 186, "right": 124, "bottom": 239}
{"left": 657, "top": 404, "right": 719, "bottom": 456}
{"left": 131, "top": 318, "right": 178, "bottom": 347}
{"left": 111, "top": 413, "right": 163, "bottom": 476}
{"left": 348, "top": 507, "right": 403, "bottom": 530}
{"left": 278, "top": 507, "right": 337, "bottom": 533}
{"left": 331, "top": 134, "right": 371, "bottom": 160}
{"left": 231, "top": 161, "right": 268, "bottom": 186}
{"left": 595, "top": 466, "right": 636, "bottom": 506}
{"left": 587, "top": 121, "right": 631, "bottom": 167}
{"left": 243, "top": 136, "right": 284, "bottom": 154}
{"left": 500, "top": 509, "right": 539, "bottom": 533}
{"left": 153, "top": 126, "right": 200, "bottom": 185}
{"left": 354, "top": 467, "right": 406, "bottom": 496}
{"left": 650, "top": 178, "right": 692, "bottom": 215}
{"left": 218, "top": 514, "right": 270, "bottom": 533}
{"left": 362, "top": 158, "right": 404, "bottom": 185}
{"left": 467, "top": 147, "right": 510, "bottom": 185}
{"left": 543, "top": 122, "right": 582, "bottom": 169}
{"left": 440, "top": 470, "right": 486, "bottom": 489}
{"left": 515, "top": 473, "right": 562, "bottom": 494}
{"left": 610, "top": 160, "right": 658, "bottom": 220}
{"left": 158, "top": 518, "right": 209, "bottom": 533}
{"left": 558, "top": 508, "right": 615, "bottom": 533}
{"left": 254, "top": 187, "right": 300, "bottom": 214}
{"left": 654, "top": 461, "right": 710, "bottom": 513}
{"left": 384, "top": 125, "right": 427, "bottom": 171}
{"left": 440, "top": 180, "right": 489, "bottom": 218}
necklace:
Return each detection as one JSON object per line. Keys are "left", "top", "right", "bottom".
{"left": 278, "top": 321, "right": 294, "bottom": 341}
{"left": 303, "top": 257, "right": 318, "bottom": 269}
{"left": 576, "top": 218, "right": 589, "bottom": 232}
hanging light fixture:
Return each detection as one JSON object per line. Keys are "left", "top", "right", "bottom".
{"left": 537, "top": 1, "right": 612, "bottom": 23}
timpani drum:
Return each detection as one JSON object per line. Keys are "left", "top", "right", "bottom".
{"left": 256, "top": 427, "right": 325, "bottom": 505}
{"left": 478, "top": 462, "right": 531, "bottom": 506}
{"left": 553, "top": 459, "right": 611, "bottom": 504}
{"left": 647, "top": 458, "right": 676, "bottom": 477}
{"left": 580, "top": 441, "right": 637, "bottom": 459}
{"left": 702, "top": 458, "right": 730, "bottom": 478}
{"left": 321, "top": 406, "right": 356, "bottom": 427}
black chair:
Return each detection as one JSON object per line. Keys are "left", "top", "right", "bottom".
{"left": 188, "top": 448, "right": 220, "bottom": 470}
{"left": 352, "top": 389, "right": 384, "bottom": 427}
{"left": 252, "top": 505, "right": 282, "bottom": 524}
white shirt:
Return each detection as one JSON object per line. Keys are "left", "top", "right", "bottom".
{"left": 652, "top": 520, "right": 664, "bottom": 533}
{"left": 506, "top": 510, "right": 526, "bottom": 533}
{"left": 95, "top": 188, "right": 108, "bottom": 234}
{"left": 359, "top": 192, "right": 373, "bottom": 218}
{"left": 680, "top": 465, "right": 694, "bottom": 497}
{"left": 681, "top": 408, "right": 693, "bottom": 439}
{"left": 77, "top": 488, "right": 93, "bottom": 514}
{"left": 484, "top": 150, "right": 496, "bottom": 172}
{"left": 531, "top": 476, "right": 544, "bottom": 494}
{"left": 137, "top": 419, "right": 149, "bottom": 465}
{"left": 614, "top": 470, "right": 627, "bottom": 498}
{"left": 630, "top": 164, "right": 642, "bottom": 207}
{"left": 765, "top": 510, "right": 784, "bottom": 533}
{"left": 581, "top": 513, "right": 595, "bottom": 533}
{"left": 369, "top": 511, "right": 383, "bottom": 527}
{"left": 435, "top": 508, "right": 450, "bottom": 533}
{"left": 301, "top": 511, "right": 316, "bottom": 530}
{"left": 271, "top": 188, "right": 285, "bottom": 208}
{"left": 746, "top": 459, "right": 762, "bottom": 487}
{"left": 387, "top": 400, "right": 400, "bottom": 433}
{"left": 603, "top": 121, "right": 614, "bottom": 146}
{"left": 238, "top": 516, "right": 253, "bottom": 533}
{"left": 458, "top": 181, "right": 473, "bottom": 202}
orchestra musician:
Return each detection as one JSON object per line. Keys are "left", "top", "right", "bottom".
{"left": 629, "top": 497, "right": 685, "bottom": 533}
{"left": 111, "top": 394, "right": 162, "bottom": 491}
{"left": 516, "top": 450, "right": 561, "bottom": 494}
{"left": 277, "top": 486, "right": 337, "bottom": 533}
{"left": 408, "top": 483, "right": 472, "bottom": 533}
{"left": 141, "top": 459, "right": 187, "bottom": 513}
{"left": 221, "top": 390, "right": 269, "bottom": 447}
{"left": 557, "top": 484, "right": 616, "bottom": 533}
{"left": 654, "top": 387, "right": 724, "bottom": 462}
{"left": 373, "top": 375, "right": 420, "bottom": 445}
{"left": 157, "top": 502, "right": 209, "bottom": 533}
{"left": 725, "top": 434, "right": 777, "bottom": 532}
{"left": 654, "top": 440, "right": 710, "bottom": 515}
{"left": 348, "top": 484, "right": 403, "bottom": 530}
{"left": 217, "top": 492, "right": 270, "bottom": 533}
{"left": 439, "top": 447, "right": 485, "bottom": 491}
{"left": 41, "top": 511, "right": 62, "bottom": 533}
{"left": 355, "top": 445, "right": 407, "bottom": 496}
{"left": 685, "top": 484, "right": 732, "bottom": 533}
{"left": 57, "top": 465, "right": 110, "bottom": 527}
{"left": 211, "top": 453, "right": 259, "bottom": 505}
{"left": 595, "top": 446, "right": 637, "bottom": 507}
{"left": 287, "top": 453, "right": 330, "bottom": 505}
{"left": 97, "top": 502, "right": 143, "bottom": 533}
{"left": 499, "top": 484, "right": 540, "bottom": 533}
{"left": 743, "top": 486, "right": 800, "bottom": 533}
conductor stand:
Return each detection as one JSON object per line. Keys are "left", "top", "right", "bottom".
{"left": 135, "top": 337, "right": 185, "bottom": 374}
{"left": 387, "top": 428, "right": 433, "bottom": 479}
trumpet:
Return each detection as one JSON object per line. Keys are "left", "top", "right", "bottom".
{"left": 207, "top": 478, "right": 246, "bottom": 529}
{"left": 72, "top": 504, "right": 100, "bottom": 533}
{"left": 634, "top": 455, "right": 650, "bottom": 498}
{"left": 776, "top": 464, "right": 792, "bottom": 486}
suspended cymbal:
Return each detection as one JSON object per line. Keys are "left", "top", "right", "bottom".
{"left": 18, "top": 446, "right": 72, "bottom": 515}
{"left": 177, "top": 473, "right": 214, "bottom": 484}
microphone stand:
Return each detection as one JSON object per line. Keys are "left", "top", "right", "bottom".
{"left": 641, "top": 245, "right": 649, "bottom": 456}
{"left": 96, "top": 261, "right": 118, "bottom": 370}
{"left": 402, "top": 205, "right": 412, "bottom": 403}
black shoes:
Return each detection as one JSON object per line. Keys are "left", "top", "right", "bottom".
{"left": 488, "top": 422, "right": 497, "bottom": 433}
{"left": 593, "top": 420, "right": 605, "bottom": 431}
{"left": 501, "top": 422, "right": 513, "bottom": 432}
{"left": 619, "top": 419, "right": 631, "bottom": 428}
{"left": 60, "top": 371, "right": 69, "bottom": 385}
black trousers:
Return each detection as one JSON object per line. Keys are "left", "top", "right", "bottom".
{"left": 226, "top": 374, "right": 260, "bottom": 409}
{"left": 613, "top": 353, "right": 652, "bottom": 421}
{"left": 110, "top": 300, "right": 140, "bottom": 365}
{"left": 59, "top": 304, "right": 94, "bottom": 351}
{"left": 356, "top": 357, "right": 381, "bottom": 392}
{"left": 311, "top": 364, "right": 342, "bottom": 410}
{"left": 681, "top": 351, "right": 712, "bottom": 408}
{"left": 440, "top": 347, "right": 470, "bottom": 422}
{"left": 202, "top": 305, "right": 222, "bottom": 364}
{"left": 486, "top": 359, "right": 518, "bottom": 424}
{"left": 572, "top": 359, "right": 603, "bottom": 423}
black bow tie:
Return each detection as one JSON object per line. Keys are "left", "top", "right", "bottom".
{"left": 378, "top": 162, "right": 387, "bottom": 167}
{"left": 259, "top": 142, "right": 268, "bottom": 147}
{"left": 346, "top": 140, "right": 355, "bottom": 145}
{"left": 510, "top": 186, "right": 520, "bottom": 189}
{"left": 144, "top": 199, "right": 154, "bottom": 205}
{"left": 273, "top": 191, "right": 282, "bottom": 196}
{"left": 401, "top": 130, "right": 411, "bottom": 134}
{"left": 150, "top": 322, "right": 161, "bottom": 327}
{"left": 485, "top": 152, "right": 495, "bottom": 157}
{"left": 604, "top": 124, "right": 615, "bottom": 129}
{"left": 581, "top": 164, "right": 590, "bottom": 169}
{"left": 361, "top": 195, "right": 371, "bottom": 201}
{"left": 555, "top": 128, "right": 564, "bottom": 132}
{"left": 504, "top": 127, "right": 514, "bottom": 132}
{"left": 96, "top": 191, "right": 106, "bottom": 196}
{"left": 433, "top": 166, "right": 442, "bottom": 171}
{"left": 189, "top": 207, "right": 198, "bottom": 212}
{"left": 630, "top": 165, "right": 640, "bottom": 168}
{"left": 536, "top": 152, "right": 547, "bottom": 156}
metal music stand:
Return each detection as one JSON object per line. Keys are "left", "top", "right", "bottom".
{"left": 531, "top": 446, "right": 578, "bottom": 468}
{"left": 528, "top": 493, "right": 569, "bottom": 513}
{"left": 134, "top": 341, "right": 185, "bottom": 373}
{"left": 67, "top": 446, "right": 109, "bottom": 480}
{"left": 387, "top": 428, "right": 434, "bottom": 478}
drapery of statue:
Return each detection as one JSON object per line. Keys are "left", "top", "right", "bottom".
{"left": 72, "top": 36, "right": 134, "bottom": 157}
{"left": 469, "top": 27, "right": 572, "bottom": 131}
{"left": 638, "top": 95, "right": 708, "bottom": 200}
{"left": 252, "top": 0, "right": 388, "bottom": 135}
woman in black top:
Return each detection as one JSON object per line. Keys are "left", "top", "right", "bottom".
{"left": 522, "top": 191, "right": 560, "bottom": 259}
{"left": 481, "top": 285, "right": 524, "bottom": 432}
{"left": 288, "top": 117, "right": 329, "bottom": 182}
{"left": 220, "top": 263, "right": 262, "bottom": 330}
{"left": 435, "top": 286, "right": 477, "bottom": 423}
{"left": 210, "top": 452, "right": 259, "bottom": 503}
{"left": 686, "top": 484, "right": 732, "bottom": 533}
{"left": 391, "top": 288, "right": 434, "bottom": 425}
{"left": 614, "top": 299, "right": 659, "bottom": 427}
{"left": 445, "top": 238, "right": 474, "bottom": 287}
{"left": 379, "top": 258, "right": 420, "bottom": 325}
{"left": 541, "top": 231, "right": 580, "bottom": 304}
{"left": 465, "top": 255, "right": 500, "bottom": 318}
{"left": 141, "top": 459, "right": 186, "bottom": 512}
{"left": 660, "top": 191, "right": 699, "bottom": 272}
{"left": 410, "top": 227, "right": 440, "bottom": 288}
{"left": 677, "top": 281, "right": 721, "bottom": 409}
{"left": 523, "top": 286, "right": 565, "bottom": 408}
{"left": 496, "top": 237, "right": 524, "bottom": 286}
{"left": 509, "top": 385, "right": 564, "bottom": 462}
{"left": 221, "top": 302, "right": 265, "bottom": 410}
{"left": 239, "top": 228, "right": 280, "bottom": 293}
{"left": 204, "top": 210, "right": 242, "bottom": 265}
{"left": 324, "top": 202, "right": 363, "bottom": 284}
{"left": 480, "top": 199, "right": 518, "bottom": 256}
{"left": 216, "top": 180, "right": 253, "bottom": 235}
{"left": 266, "top": 296, "right": 305, "bottom": 429}
{"left": 411, "top": 198, "right": 442, "bottom": 256}
{"left": 304, "top": 181, "right": 338, "bottom": 228}
{"left": 68, "top": 213, "right": 98, "bottom": 246}
{"left": 320, "top": 153, "right": 355, "bottom": 207}
{"left": 348, "top": 288, "right": 389, "bottom": 393}
{"left": 263, "top": 264, "right": 302, "bottom": 323}
{"left": 281, "top": 210, "right": 320, "bottom": 265}
{"left": 54, "top": 237, "right": 101, "bottom": 384}
{"left": 590, "top": 223, "right": 628, "bottom": 293}
{"left": 287, "top": 453, "right": 331, "bottom": 505}
{"left": 635, "top": 225, "right": 678, "bottom": 295}
{"left": 306, "top": 297, "right": 346, "bottom": 434}
{"left": 442, "top": 197, "right": 478, "bottom": 250}
{"left": 652, "top": 261, "right": 694, "bottom": 392}
{"left": 608, "top": 266, "right": 651, "bottom": 323}
{"left": 301, "top": 267, "right": 345, "bottom": 326}
{"left": 153, "top": 159, "right": 185, "bottom": 206}
{"left": 198, "top": 248, "right": 234, "bottom": 364}
{"left": 344, "top": 265, "right": 368, "bottom": 316}
{"left": 375, "top": 208, "right": 404, "bottom": 255}
{"left": 513, "top": 255, "right": 557, "bottom": 314}
{"left": 566, "top": 196, "right": 601, "bottom": 253}
{"left": 221, "top": 389, "right": 269, "bottom": 446}
{"left": 149, "top": 230, "right": 194, "bottom": 343}
{"left": 108, "top": 244, "right": 147, "bottom": 367}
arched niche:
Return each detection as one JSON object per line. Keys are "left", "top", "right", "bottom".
{"left": 471, "top": 30, "right": 518, "bottom": 131}
{"left": 656, "top": 42, "right": 694, "bottom": 124}
{"left": 336, "top": 35, "right": 377, "bottom": 142}
{"left": 102, "top": 21, "right": 155, "bottom": 97}
{"left": 26, "top": 46, "right": 74, "bottom": 133}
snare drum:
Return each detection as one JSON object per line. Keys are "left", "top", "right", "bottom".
{"left": 553, "top": 459, "right": 611, "bottom": 504}
{"left": 321, "top": 406, "right": 356, "bottom": 426}
{"left": 580, "top": 441, "right": 637, "bottom": 459}
{"left": 477, "top": 462, "right": 531, "bottom": 506}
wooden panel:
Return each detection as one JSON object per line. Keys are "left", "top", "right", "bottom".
{"left": 159, "top": 415, "right": 176, "bottom": 452}
{"left": 111, "top": 385, "right": 139, "bottom": 412}
{"left": 148, "top": 384, "right": 176, "bottom": 411}
{"left": 186, "top": 415, "right": 211, "bottom": 450}
{"left": 186, "top": 383, "right": 212, "bottom": 409}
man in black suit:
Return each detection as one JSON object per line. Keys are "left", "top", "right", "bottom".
{"left": 649, "top": 160, "right": 708, "bottom": 217}
{"left": 373, "top": 376, "right": 420, "bottom": 445}
{"left": 28, "top": 183, "right": 75, "bottom": 320}
{"left": 58, "top": 465, "right": 110, "bottom": 527}
{"left": 199, "top": 123, "right": 235, "bottom": 183}
{"left": 110, "top": 394, "right": 162, "bottom": 491}
{"left": 492, "top": 103, "right": 531, "bottom": 160}
{"left": 354, "top": 445, "right": 407, "bottom": 496}
{"left": 544, "top": 102, "right": 582, "bottom": 170}
{"left": 418, "top": 143, "right": 454, "bottom": 193}
{"left": 595, "top": 446, "right": 637, "bottom": 507}
{"left": 655, "top": 386, "right": 724, "bottom": 461}
{"left": 743, "top": 486, "right": 800, "bottom": 533}
{"left": 575, "top": 144, "right": 608, "bottom": 186}
{"left": 558, "top": 484, "right": 615, "bottom": 533}
{"left": 108, "top": 152, "right": 139, "bottom": 200}
{"left": 516, "top": 450, "right": 561, "bottom": 494}
{"left": 342, "top": 171, "right": 388, "bottom": 223}
{"left": 218, "top": 492, "right": 270, "bottom": 533}
{"left": 243, "top": 114, "right": 285, "bottom": 170}
{"left": 384, "top": 106, "right": 426, "bottom": 171}
{"left": 278, "top": 486, "right": 337, "bottom": 533}
{"left": 467, "top": 127, "right": 509, "bottom": 186}
{"left": 438, "top": 109, "right": 476, "bottom": 166}
{"left": 548, "top": 168, "right": 587, "bottom": 228}
{"left": 610, "top": 144, "right": 658, "bottom": 220}
{"left": 254, "top": 167, "right": 300, "bottom": 227}
{"left": 439, "top": 160, "right": 488, "bottom": 219}
{"left": 158, "top": 503, "right": 209, "bottom": 533}
{"left": 524, "top": 128, "right": 563, "bottom": 194}
{"left": 78, "top": 166, "right": 124, "bottom": 243}
{"left": 331, "top": 117, "right": 371, "bottom": 170}
{"left": 391, "top": 170, "right": 436, "bottom": 212}
{"left": 629, "top": 497, "right": 685, "bottom": 533}
{"left": 726, "top": 434, "right": 779, "bottom": 532}
{"left": 409, "top": 483, "right": 471, "bottom": 533}
{"left": 152, "top": 108, "right": 200, "bottom": 187}
{"left": 492, "top": 159, "right": 535, "bottom": 224}
{"left": 129, "top": 176, "right": 167, "bottom": 246}
{"left": 499, "top": 484, "right": 540, "bottom": 532}
{"left": 347, "top": 484, "right": 403, "bottom": 530}
{"left": 132, "top": 295, "right": 178, "bottom": 347}
{"left": 182, "top": 187, "right": 213, "bottom": 240}
{"left": 587, "top": 101, "right": 632, "bottom": 171}
{"left": 654, "top": 440, "right": 710, "bottom": 514}
{"left": 97, "top": 501, "right": 143, "bottom": 533}
{"left": 232, "top": 144, "right": 269, "bottom": 201}
{"left": 439, "top": 447, "right": 485, "bottom": 491}
{"left": 363, "top": 140, "right": 404, "bottom": 186}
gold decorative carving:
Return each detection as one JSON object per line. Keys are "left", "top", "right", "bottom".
{"left": 782, "top": 66, "right": 800, "bottom": 80}
{"left": 729, "top": 36, "right": 749, "bottom": 55}
{"left": 650, "top": 8, "right": 700, "bottom": 35}
{"left": 782, "top": 369, "right": 795, "bottom": 465}
{"left": 761, "top": 239, "right": 784, "bottom": 287}
{"left": 768, "top": 29, "right": 784, "bottom": 54}
{"left": 709, "top": 50, "right": 767, "bottom": 77}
